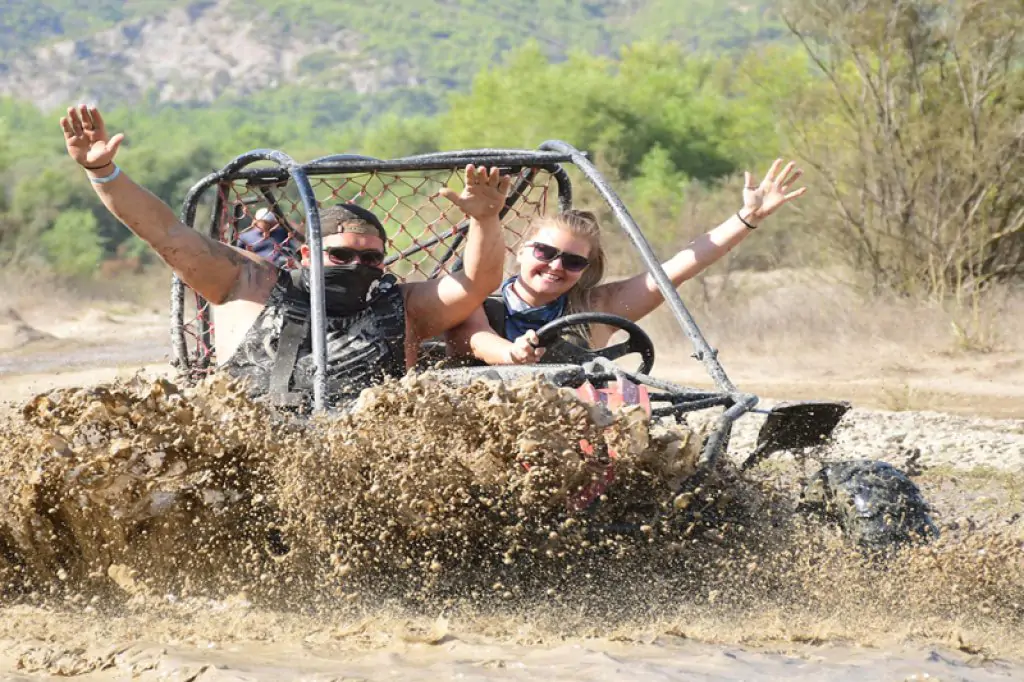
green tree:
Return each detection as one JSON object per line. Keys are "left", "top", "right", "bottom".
{"left": 441, "top": 43, "right": 748, "bottom": 183}
{"left": 10, "top": 165, "right": 98, "bottom": 236}
{"left": 39, "top": 208, "right": 106, "bottom": 276}
{"left": 358, "top": 115, "right": 443, "bottom": 159}
{"left": 628, "top": 145, "right": 689, "bottom": 222}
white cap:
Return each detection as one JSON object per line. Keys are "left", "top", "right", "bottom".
{"left": 254, "top": 208, "right": 279, "bottom": 224}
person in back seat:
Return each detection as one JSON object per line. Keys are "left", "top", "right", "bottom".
{"left": 235, "top": 207, "right": 299, "bottom": 269}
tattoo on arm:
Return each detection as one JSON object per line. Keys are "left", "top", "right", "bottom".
{"left": 215, "top": 245, "right": 277, "bottom": 303}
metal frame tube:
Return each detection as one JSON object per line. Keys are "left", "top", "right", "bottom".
{"left": 173, "top": 169, "right": 222, "bottom": 368}
{"left": 699, "top": 392, "right": 759, "bottom": 470}
{"left": 550, "top": 166, "right": 573, "bottom": 212}
{"left": 195, "top": 185, "right": 225, "bottom": 365}
{"left": 650, "top": 395, "right": 735, "bottom": 418}
{"left": 289, "top": 166, "right": 329, "bottom": 411}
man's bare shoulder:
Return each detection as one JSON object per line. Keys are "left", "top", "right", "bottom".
{"left": 396, "top": 278, "right": 434, "bottom": 298}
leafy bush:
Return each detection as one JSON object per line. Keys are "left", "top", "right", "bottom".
{"left": 39, "top": 208, "right": 106, "bottom": 276}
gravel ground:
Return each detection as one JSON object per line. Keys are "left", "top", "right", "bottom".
{"left": 704, "top": 404, "right": 1024, "bottom": 473}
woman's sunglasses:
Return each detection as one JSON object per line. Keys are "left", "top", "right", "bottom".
{"left": 524, "top": 241, "right": 590, "bottom": 272}
{"left": 323, "top": 246, "right": 386, "bottom": 267}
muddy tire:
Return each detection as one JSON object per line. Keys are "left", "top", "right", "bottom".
{"left": 801, "top": 459, "right": 938, "bottom": 548}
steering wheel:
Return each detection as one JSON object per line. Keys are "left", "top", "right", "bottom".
{"left": 534, "top": 312, "right": 656, "bottom": 375}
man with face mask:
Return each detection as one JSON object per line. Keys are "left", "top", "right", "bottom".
{"left": 222, "top": 203, "right": 436, "bottom": 406}
{"left": 61, "top": 104, "right": 511, "bottom": 408}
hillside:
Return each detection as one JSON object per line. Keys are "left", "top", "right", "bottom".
{"left": 0, "top": 0, "right": 780, "bottom": 112}
{"left": 0, "top": 0, "right": 792, "bottom": 280}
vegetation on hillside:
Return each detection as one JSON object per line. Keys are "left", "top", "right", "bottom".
{"left": 0, "top": 0, "right": 166, "bottom": 53}
{"left": 0, "top": 0, "right": 1021, "bottom": 315}
{"left": 2, "top": 1, "right": 781, "bottom": 117}
{"left": 2, "top": 0, "right": 782, "bottom": 63}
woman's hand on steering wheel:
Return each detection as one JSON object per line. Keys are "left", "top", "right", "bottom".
{"left": 535, "top": 312, "right": 656, "bottom": 374}
{"left": 506, "top": 330, "right": 546, "bottom": 364}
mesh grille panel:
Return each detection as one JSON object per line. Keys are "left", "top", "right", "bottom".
{"left": 181, "top": 167, "right": 555, "bottom": 368}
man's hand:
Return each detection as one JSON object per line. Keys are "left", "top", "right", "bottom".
{"left": 384, "top": 164, "right": 513, "bottom": 344}
{"left": 742, "top": 158, "right": 807, "bottom": 224}
{"left": 506, "top": 330, "right": 545, "bottom": 364}
{"left": 58, "top": 103, "right": 276, "bottom": 306}
{"left": 439, "top": 164, "right": 512, "bottom": 222}
{"left": 60, "top": 104, "right": 124, "bottom": 170}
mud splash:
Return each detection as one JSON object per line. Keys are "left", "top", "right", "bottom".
{"left": 0, "top": 374, "right": 1022, "bottom": 675}
{"left": 0, "top": 374, "right": 705, "bottom": 602}
{"left": 0, "top": 377, "right": 281, "bottom": 597}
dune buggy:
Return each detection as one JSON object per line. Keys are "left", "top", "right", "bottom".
{"left": 170, "top": 142, "right": 936, "bottom": 548}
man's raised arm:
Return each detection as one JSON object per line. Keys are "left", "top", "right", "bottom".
{"left": 61, "top": 104, "right": 277, "bottom": 304}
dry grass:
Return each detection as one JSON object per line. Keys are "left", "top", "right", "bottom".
{"left": 3, "top": 264, "right": 171, "bottom": 316}
{"left": 633, "top": 268, "right": 1024, "bottom": 418}
{"left": 643, "top": 268, "right": 1024, "bottom": 367}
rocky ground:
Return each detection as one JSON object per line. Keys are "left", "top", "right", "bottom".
{"left": 723, "top": 402, "right": 1024, "bottom": 473}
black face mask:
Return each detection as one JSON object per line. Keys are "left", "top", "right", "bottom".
{"left": 299, "top": 263, "right": 383, "bottom": 316}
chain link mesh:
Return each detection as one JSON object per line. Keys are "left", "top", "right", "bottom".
{"left": 182, "top": 167, "right": 556, "bottom": 368}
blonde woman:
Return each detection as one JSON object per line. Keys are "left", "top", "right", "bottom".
{"left": 446, "top": 159, "right": 807, "bottom": 365}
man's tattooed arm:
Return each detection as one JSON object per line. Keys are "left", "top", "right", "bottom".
{"left": 89, "top": 167, "right": 278, "bottom": 304}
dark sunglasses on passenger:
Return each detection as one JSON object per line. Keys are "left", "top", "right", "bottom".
{"left": 525, "top": 241, "right": 590, "bottom": 272}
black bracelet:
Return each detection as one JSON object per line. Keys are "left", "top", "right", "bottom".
{"left": 737, "top": 211, "right": 757, "bottom": 230}
{"left": 82, "top": 162, "right": 113, "bottom": 171}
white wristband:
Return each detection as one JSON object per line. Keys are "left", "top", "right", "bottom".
{"left": 89, "top": 165, "right": 121, "bottom": 185}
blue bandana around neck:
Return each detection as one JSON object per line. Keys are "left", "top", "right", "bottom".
{"left": 501, "top": 276, "right": 567, "bottom": 341}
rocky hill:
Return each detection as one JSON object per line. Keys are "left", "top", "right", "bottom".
{"left": 0, "top": 0, "right": 781, "bottom": 112}
{"left": 1, "top": 1, "right": 413, "bottom": 110}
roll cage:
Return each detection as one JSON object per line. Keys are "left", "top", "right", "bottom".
{"left": 172, "top": 141, "right": 840, "bottom": 477}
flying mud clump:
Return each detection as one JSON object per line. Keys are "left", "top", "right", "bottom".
{"left": 272, "top": 373, "right": 711, "bottom": 600}
{"left": 0, "top": 373, "right": 712, "bottom": 604}
{"left": 0, "top": 376, "right": 289, "bottom": 599}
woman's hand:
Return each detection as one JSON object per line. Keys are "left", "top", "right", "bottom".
{"left": 505, "top": 330, "right": 545, "bottom": 364}
{"left": 742, "top": 158, "right": 807, "bottom": 224}
{"left": 60, "top": 104, "right": 124, "bottom": 171}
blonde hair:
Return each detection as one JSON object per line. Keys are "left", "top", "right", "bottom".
{"left": 521, "top": 209, "right": 606, "bottom": 316}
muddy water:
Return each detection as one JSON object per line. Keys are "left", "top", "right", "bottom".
{"left": 2, "top": 611, "right": 1020, "bottom": 681}
{"left": 0, "top": 375, "right": 1021, "bottom": 680}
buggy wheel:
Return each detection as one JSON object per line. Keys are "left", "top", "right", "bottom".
{"left": 800, "top": 459, "right": 939, "bottom": 548}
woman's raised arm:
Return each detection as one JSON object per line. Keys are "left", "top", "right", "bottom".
{"left": 592, "top": 159, "right": 807, "bottom": 322}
